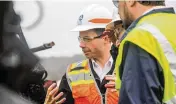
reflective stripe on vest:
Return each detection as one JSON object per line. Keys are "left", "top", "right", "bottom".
{"left": 66, "top": 60, "right": 89, "bottom": 91}
{"left": 68, "top": 70, "right": 94, "bottom": 86}
{"left": 137, "top": 23, "right": 176, "bottom": 103}
{"left": 165, "top": 96, "right": 176, "bottom": 104}
{"left": 138, "top": 23, "right": 176, "bottom": 83}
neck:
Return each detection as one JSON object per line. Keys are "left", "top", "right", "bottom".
{"left": 93, "top": 45, "right": 111, "bottom": 68}
{"left": 132, "top": 5, "right": 156, "bottom": 20}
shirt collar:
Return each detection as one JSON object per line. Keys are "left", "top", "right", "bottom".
{"left": 92, "top": 56, "right": 113, "bottom": 68}
{"left": 143, "top": 6, "right": 170, "bottom": 15}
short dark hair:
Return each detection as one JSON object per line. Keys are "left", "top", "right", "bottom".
{"left": 92, "top": 28, "right": 105, "bottom": 36}
{"left": 138, "top": 0, "right": 165, "bottom": 6}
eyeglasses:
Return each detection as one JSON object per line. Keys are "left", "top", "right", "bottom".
{"left": 112, "top": 0, "right": 119, "bottom": 8}
{"left": 78, "top": 35, "right": 102, "bottom": 43}
{"left": 78, "top": 31, "right": 111, "bottom": 43}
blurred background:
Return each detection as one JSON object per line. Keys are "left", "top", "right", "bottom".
{"left": 12, "top": 0, "right": 176, "bottom": 81}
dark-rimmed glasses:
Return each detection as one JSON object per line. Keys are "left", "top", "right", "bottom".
{"left": 78, "top": 32, "right": 109, "bottom": 43}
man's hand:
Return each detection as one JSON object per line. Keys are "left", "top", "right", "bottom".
{"left": 44, "top": 83, "right": 66, "bottom": 104}
{"left": 104, "top": 75, "right": 117, "bottom": 92}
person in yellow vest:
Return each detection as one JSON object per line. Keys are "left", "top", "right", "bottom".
{"left": 58, "top": 4, "right": 119, "bottom": 104}
{"left": 112, "top": 0, "right": 176, "bottom": 103}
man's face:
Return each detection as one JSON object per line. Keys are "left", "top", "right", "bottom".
{"left": 117, "top": 1, "right": 134, "bottom": 29}
{"left": 78, "top": 30, "right": 105, "bottom": 59}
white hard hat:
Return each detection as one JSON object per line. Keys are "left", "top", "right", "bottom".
{"left": 165, "top": 1, "right": 176, "bottom": 12}
{"left": 71, "top": 4, "right": 112, "bottom": 31}
{"left": 107, "top": 7, "right": 121, "bottom": 26}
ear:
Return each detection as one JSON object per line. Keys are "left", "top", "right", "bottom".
{"left": 102, "top": 35, "right": 111, "bottom": 43}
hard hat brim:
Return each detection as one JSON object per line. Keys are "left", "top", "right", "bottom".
{"left": 107, "top": 17, "right": 122, "bottom": 27}
{"left": 70, "top": 24, "right": 107, "bottom": 32}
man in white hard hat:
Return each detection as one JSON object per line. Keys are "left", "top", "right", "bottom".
{"left": 58, "top": 4, "right": 119, "bottom": 104}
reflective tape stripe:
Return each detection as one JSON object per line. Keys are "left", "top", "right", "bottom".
{"left": 138, "top": 23, "right": 176, "bottom": 83}
{"left": 88, "top": 60, "right": 104, "bottom": 104}
{"left": 68, "top": 72, "right": 93, "bottom": 82}
{"left": 66, "top": 60, "right": 92, "bottom": 91}
{"left": 164, "top": 96, "right": 176, "bottom": 104}
{"left": 88, "top": 18, "right": 112, "bottom": 24}
{"left": 70, "top": 79, "right": 94, "bottom": 86}
{"left": 68, "top": 70, "right": 90, "bottom": 75}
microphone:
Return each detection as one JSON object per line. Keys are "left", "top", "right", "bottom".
{"left": 30, "top": 41, "right": 55, "bottom": 53}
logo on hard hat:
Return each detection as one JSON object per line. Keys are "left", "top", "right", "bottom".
{"left": 77, "top": 15, "right": 83, "bottom": 25}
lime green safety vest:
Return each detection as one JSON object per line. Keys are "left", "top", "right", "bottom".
{"left": 115, "top": 12, "right": 176, "bottom": 103}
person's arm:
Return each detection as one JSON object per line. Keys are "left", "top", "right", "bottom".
{"left": 118, "top": 42, "right": 164, "bottom": 104}
{"left": 59, "top": 73, "right": 74, "bottom": 104}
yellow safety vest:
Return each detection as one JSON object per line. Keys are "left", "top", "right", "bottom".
{"left": 115, "top": 12, "right": 176, "bottom": 103}
{"left": 66, "top": 60, "right": 119, "bottom": 104}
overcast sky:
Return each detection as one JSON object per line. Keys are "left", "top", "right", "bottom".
{"left": 13, "top": 0, "right": 176, "bottom": 57}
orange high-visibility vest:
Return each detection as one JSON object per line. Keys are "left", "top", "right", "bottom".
{"left": 66, "top": 59, "right": 119, "bottom": 104}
